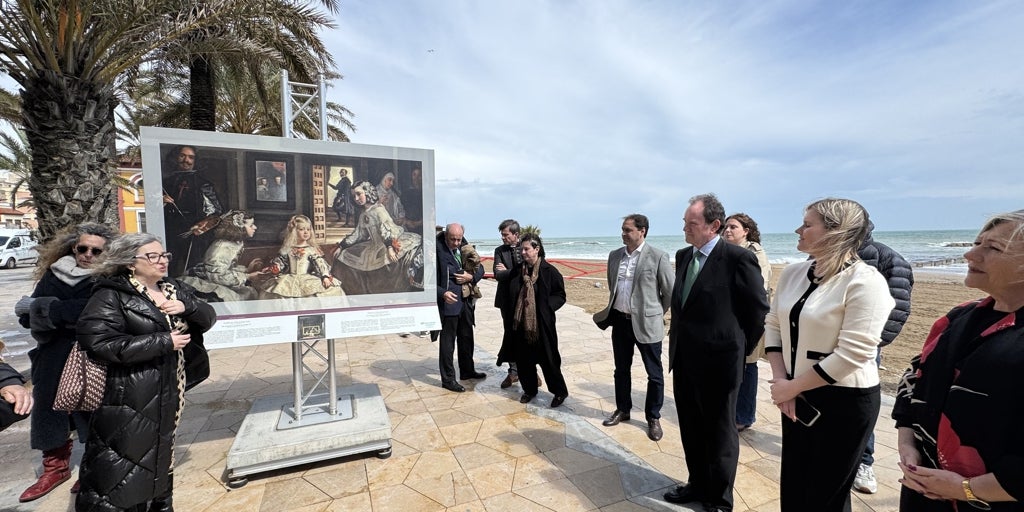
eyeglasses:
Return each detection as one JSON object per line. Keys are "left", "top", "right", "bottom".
{"left": 134, "top": 252, "right": 173, "bottom": 263}
{"left": 75, "top": 245, "right": 103, "bottom": 256}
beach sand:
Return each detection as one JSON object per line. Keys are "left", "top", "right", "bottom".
{"left": 552, "top": 260, "right": 980, "bottom": 395}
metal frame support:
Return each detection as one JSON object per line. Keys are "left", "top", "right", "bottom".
{"left": 282, "top": 69, "right": 338, "bottom": 423}
{"left": 280, "top": 70, "right": 329, "bottom": 141}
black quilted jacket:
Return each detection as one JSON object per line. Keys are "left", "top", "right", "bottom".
{"left": 75, "top": 274, "right": 215, "bottom": 511}
{"left": 857, "top": 235, "right": 914, "bottom": 347}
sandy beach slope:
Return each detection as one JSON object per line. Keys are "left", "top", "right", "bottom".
{"left": 549, "top": 259, "right": 980, "bottom": 395}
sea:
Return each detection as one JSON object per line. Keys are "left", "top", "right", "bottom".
{"left": 474, "top": 230, "right": 976, "bottom": 276}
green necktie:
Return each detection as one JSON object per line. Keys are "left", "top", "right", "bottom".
{"left": 454, "top": 250, "right": 462, "bottom": 265}
{"left": 681, "top": 252, "right": 701, "bottom": 302}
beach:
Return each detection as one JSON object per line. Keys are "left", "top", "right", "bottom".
{"left": 553, "top": 260, "right": 980, "bottom": 395}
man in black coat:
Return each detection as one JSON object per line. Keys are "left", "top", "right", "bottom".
{"left": 435, "top": 223, "right": 485, "bottom": 392}
{"left": 492, "top": 219, "right": 522, "bottom": 388}
{"left": 852, "top": 222, "right": 914, "bottom": 494}
{"left": 664, "top": 194, "right": 769, "bottom": 512}
{"left": 161, "top": 144, "right": 224, "bottom": 276}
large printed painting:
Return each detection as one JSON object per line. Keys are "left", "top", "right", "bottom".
{"left": 141, "top": 127, "right": 439, "bottom": 348}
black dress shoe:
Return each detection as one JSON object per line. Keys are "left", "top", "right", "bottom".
{"left": 663, "top": 484, "right": 700, "bottom": 504}
{"left": 519, "top": 393, "right": 536, "bottom": 404}
{"left": 550, "top": 395, "right": 566, "bottom": 408}
{"left": 602, "top": 410, "right": 630, "bottom": 426}
{"left": 442, "top": 382, "right": 465, "bottom": 393}
{"left": 647, "top": 418, "right": 663, "bottom": 441}
{"left": 461, "top": 371, "right": 486, "bottom": 380}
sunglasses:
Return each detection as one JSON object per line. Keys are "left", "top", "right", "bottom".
{"left": 75, "top": 245, "right": 103, "bottom": 256}
{"left": 134, "top": 252, "right": 173, "bottom": 264}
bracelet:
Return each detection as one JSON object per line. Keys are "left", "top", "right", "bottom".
{"left": 962, "top": 478, "right": 991, "bottom": 510}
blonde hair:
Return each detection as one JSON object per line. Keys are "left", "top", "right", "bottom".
{"left": 979, "top": 209, "right": 1024, "bottom": 244}
{"left": 281, "top": 215, "right": 323, "bottom": 255}
{"left": 805, "top": 198, "right": 870, "bottom": 281}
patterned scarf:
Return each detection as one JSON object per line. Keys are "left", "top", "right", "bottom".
{"left": 514, "top": 263, "right": 540, "bottom": 343}
{"left": 128, "top": 274, "right": 186, "bottom": 467}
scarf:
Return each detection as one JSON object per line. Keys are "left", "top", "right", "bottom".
{"left": 514, "top": 262, "right": 540, "bottom": 343}
{"left": 52, "top": 255, "right": 95, "bottom": 286}
{"left": 127, "top": 274, "right": 187, "bottom": 467}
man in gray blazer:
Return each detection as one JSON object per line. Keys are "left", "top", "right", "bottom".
{"left": 593, "top": 214, "right": 674, "bottom": 441}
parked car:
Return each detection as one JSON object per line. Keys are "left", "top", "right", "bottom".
{"left": 0, "top": 229, "right": 38, "bottom": 269}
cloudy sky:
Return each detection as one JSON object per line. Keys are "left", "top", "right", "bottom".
{"left": 324, "top": 0, "right": 1024, "bottom": 237}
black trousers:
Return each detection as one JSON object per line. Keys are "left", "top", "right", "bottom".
{"left": 780, "top": 385, "right": 880, "bottom": 512}
{"left": 611, "top": 311, "right": 663, "bottom": 419}
{"left": 516, "top": 341, "right": 569, "bottom": 398}
{"left": 438, "top": 307, "right": 476, "bottom": 384}
{"left": 674, "top": 350, "right": 743, "bottom": 510}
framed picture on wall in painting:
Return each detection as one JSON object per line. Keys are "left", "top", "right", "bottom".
{"left": 247, "top": 152, "right": 295, "bottom": 210}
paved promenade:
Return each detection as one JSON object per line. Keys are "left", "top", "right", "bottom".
{"left": 0, "top": 267, "right": 902, "bottom": 511}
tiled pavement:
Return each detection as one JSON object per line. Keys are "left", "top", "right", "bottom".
{"left": 0, "top": 271, "right": 902, "bottom": 511}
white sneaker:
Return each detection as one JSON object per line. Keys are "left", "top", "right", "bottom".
{"left": 853, "top": 463, "right": 877, "bottom": 494}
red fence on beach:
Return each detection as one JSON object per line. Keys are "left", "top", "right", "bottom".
{"left": 480, "top": 256, "right": 607, "bottom": 280}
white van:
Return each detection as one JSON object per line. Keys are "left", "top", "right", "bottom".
{"left": 0, "top": 228, "right": 39, "bottom": 269}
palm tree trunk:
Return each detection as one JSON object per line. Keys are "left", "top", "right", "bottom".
{"left": 20, "top": 71, "right": 120, "bottom": 241}
{"left": 190, "top": 54, "right": 217, "bottom": 131}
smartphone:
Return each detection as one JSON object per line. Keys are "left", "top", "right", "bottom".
{"left": 794, "top": 395, "right": 821, "bottom": 427}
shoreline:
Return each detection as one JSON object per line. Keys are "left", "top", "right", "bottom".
{"left": 548, "top": 257, "right": 979, "bottom": 395}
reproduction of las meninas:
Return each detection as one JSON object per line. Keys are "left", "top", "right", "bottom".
{"left": 139, "top": 127, "right": 440, "bottom": 349}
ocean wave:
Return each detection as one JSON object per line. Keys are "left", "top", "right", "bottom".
{"left": 933, "top": 241, "right": 972, "bottom": 248}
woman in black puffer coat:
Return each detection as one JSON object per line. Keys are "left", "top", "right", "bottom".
{"left": 75, "top": 233, "right": 215, "bottom": 512}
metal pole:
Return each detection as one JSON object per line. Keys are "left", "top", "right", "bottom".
{"left": 280, "top": 70, "right": 291, "bottom": 138}
{"left": 318, "top": 74, "right": 328, "bottom": 141}
{"left": 327, "top": 339, "right": 337, "bottom": 415}
{"left": 291, "top": 342, "right": 303, "bottom": 421}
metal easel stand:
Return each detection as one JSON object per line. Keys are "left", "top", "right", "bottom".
{"left": 224, "top": 338, "right": 392, "bottom": 488}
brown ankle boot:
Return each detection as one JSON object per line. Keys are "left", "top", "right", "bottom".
{"left": 19, "top": 439, "right": 72, "bottom": 502}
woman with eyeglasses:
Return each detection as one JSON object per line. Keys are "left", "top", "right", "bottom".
{"left": 75, "top": 233, "right": 216, "bottom": 512}
{"left": 13, "top": 222, "right": 118, "bottom": 503}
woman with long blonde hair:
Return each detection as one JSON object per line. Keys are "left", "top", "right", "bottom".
{"left": 765, "top": 198, "right": 894, "bottom": 511}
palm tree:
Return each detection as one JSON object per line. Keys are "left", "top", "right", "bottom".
{"left": 122, "top": 61, "right": 354, "bottom": 144}
{"left": 0, "top": 128, "right": 31, "bottom": 207}
{"left": 179, "top": 0, "right": 340, "bottom": 131}
{"left": 0, "top": 87, "right": 19, "bottom": 127}
{"left": 0, "top": 0, "right": 281, "bottom": 240}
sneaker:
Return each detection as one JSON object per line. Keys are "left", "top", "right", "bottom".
{"left": 853, "top": 463, "right": 877, "bottom": 494}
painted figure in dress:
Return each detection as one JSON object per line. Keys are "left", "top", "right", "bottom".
{"left": 260, "top": 215, "right": 343, "bottom": 298}
{"left": 179, "top": 210, "right": 264, "bottom": 302}
{"left": 332, "top": 181, "right": 423, "bottom": 294}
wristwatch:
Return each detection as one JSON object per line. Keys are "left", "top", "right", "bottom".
{"left": 962, "top": 478, "right": 992, "bottom": 510}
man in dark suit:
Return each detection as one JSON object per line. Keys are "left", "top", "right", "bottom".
{"left": 664, "top": 193, "right": 769, "bottom": 512}
{"left": 593, "top": 214, "right": 674, "bottom": 441}
{"left": 436, "top": 223, "right": 486, "bottom": 393}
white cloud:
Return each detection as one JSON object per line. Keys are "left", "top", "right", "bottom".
{"left": 326, "top": 0, "right": 1023, "bottom": 236}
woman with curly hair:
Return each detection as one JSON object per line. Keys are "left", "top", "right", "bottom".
{"left": 14, "top": 222, "right": 118, "bottom": 502}
{"left": 722, "top": 212, "right": 772, "bottom": 432}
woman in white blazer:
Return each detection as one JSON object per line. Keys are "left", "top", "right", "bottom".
{"left": 765, "top": 198, "right": 895, "bottom": 512}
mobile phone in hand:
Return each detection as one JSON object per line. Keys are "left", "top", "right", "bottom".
{"left": 794, "top": 395, "right": 821, "bottom": 427}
